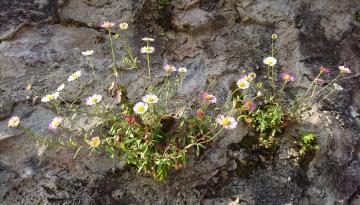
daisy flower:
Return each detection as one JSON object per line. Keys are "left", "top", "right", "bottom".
{"left": 142, "top": 94, "right": 159, "bottom": 104}
{"left": 236, "top": 79, "right": 250, "bottom": 89}
{"left": 57, "top": 84, "right": 65, "bottom": 92}
{"left": 244, "top": 100, "right": 257, "bottom": 112}
{"left": 314, "top": 77, "right": 324, "bottom": 84}
{"left": 333, "top": 83, "right": 344, "bottom": 91}
{"left": 119, "top": 22, "right": 128, "bottom": 30}
{"left": 133, "top": 102, "right": 148, "bottom": 114}
{"left": 141, "top": 46, "right": 155, "bottom": 54}
{"left": 271, "top": 34, "right": 278, "bottom": 40}
{"left": 8, "top": 116, "right": 20, "bottom": 128}
{"left": 142, "top": 37, "right": 154, "bottom": 42}
{"left": 41, "top": 92, "right": 59, "bottom": 102}
{"left": 280, "top": 72, "right": 296, "bottom": 82}
{"left": 48, "top": 116, "right": 62, "bottom": 130}
{"left": 178, "top": 67, "right": 187, "bottom": 73}
{"left": 26, "top": 84, "right": 32, "bottom": 91}
{"left": 100, "top": 21, "right": 115, "bottom": 29}
{"left": 201, "top": 92, "right": 217, "bottom": 104}
{"left": 164, "top": 64, "right": 177, "bottom": 74}
{"left": 81, "top": 50, "right": 94, "bottom": 56}
{"left": 319, "top": 66, "right": 331, "bottom": 73}
{"left": 68, "top": 71, "right": 82, "bottom": 82}
{"left": 246, "top": 72, "right": 256, "bottom": 81}
{"left": 263, "top": 57, "right": 277, "bottom": 67}
{"left": 216, "top": 115, "right": 237, "bottom": 129}
{"left": 85, "top": 94, "right": 102, "bottom": 106}
{"left": 89, "top": 136, "right": 101, "bottom": 148}
{"left": 339, "top": 66, "right": 351, "bottom": 74}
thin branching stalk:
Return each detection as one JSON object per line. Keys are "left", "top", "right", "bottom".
{"left": 309, "top": 72, "right": 343, "bottom": 100}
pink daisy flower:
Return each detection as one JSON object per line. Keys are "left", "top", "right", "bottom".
{"left": 100, "top": 21, "right": 115, "bottom": 29}
{"left": 319, "top": 66, "right": 331, "bottom": 73}
{"left": 280, "top": 72, "right": 296, "bottom": 82}
{"left": 163, "top": 64, "right": 177, "bottom": 74}
{"left": 201, "top": 92, "right": 217, "bottom": 104}
{"left": 48, "top": 117, "right": 62, "bottom": 130}
{"left": 216, "top": 115, "right": 237, "bottom": 129}
{"left": 244, "top": 100, "right": 256, "bottom": 112}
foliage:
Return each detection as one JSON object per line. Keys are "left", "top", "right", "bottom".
{"left": 298, "top": 132, "right": 319, "bottom": 157}
{"left": 356, "top": 10, "right": 360, "bottom": 23}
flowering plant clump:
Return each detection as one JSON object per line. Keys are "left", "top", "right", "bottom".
{"left": 8, "top": 23, "right": 354, "bottom": 181}
{"left": 230, "top": 34, "right": 354, "bottom": 148}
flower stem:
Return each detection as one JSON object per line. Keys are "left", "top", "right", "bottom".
{"left": 310, "top": 72, "right": 343, "bottom": 99}
{"left": 108, "top": 29, "right": 117, "bottom": 78}
{"left": 146, "top": 53, "right": 151, "bottom": 81}
{"left": 210, "top": 127, "right": 224, "bottom": 141}
{"left": 304, "top": 72, "right": 322, "bottom": 97}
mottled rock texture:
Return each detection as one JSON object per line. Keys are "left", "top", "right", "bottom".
{"left": 1, "top": 0, "right": 360, "bottom": 204}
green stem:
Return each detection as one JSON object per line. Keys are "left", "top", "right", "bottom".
{"left": 280, "top": 81, "right": 287, "bottom": 97}
{"left": 146, "top": 53, "right": 151, "bottom": 81}
{"left": 88, "top": 57, "right": 99, "bottom": 83}
{"left": 210, "top": 127, "right": 224, "bottom": 141}
{"left": 304, "top": 72, "right": 322, "bottom": 97}
{"left": 108, "top": 29, "right": 117, "bottom": 77}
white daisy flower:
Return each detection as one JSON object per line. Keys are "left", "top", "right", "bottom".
{"left": 41, "top": 92, "right": 59, "bottom": 102}
{"left": 236, "top": 79, "right": 250, "bottom": 89}
{"left": 119, "top": 22, "right": 128, "bottom": 30}
{"left": 216, "top": 115, "right": 237, "bottom": 129}
{"left": 338, "top": 66, "right": 351, "bottom": 74}
{"left": 142, "top": 94, "right": 159, "bottom": 104}
{"left": 85, "top": 94, "right": 102, "bottom": 106}
{"left": 142, "top": 37, "right": 154, "bottom": 42}
{"left": 8, "top": 116, "right": 20, "bottom": 128}
{"left": 133, "top": 102, "right": 148, "bottom": 114}
{"left": 68, "top": 71, "right": 82, "bottom": 82}
{"left": 141, "top": 46, "right": 155, "bottom": 54}
{"left": 263, "top": 57, "right": 277, "bottom": 67}
{"left": 178, "top": 67, "right": 187, "bottom": 73}
{"left": 82, "top": 50, "right": 94, "bottom": 56}
{"left": 57, "top": 84, "right": 65, "bottom": 92}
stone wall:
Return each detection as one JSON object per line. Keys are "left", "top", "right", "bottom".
{"left": 1, "top": 0, "right": 360, "bottom": 204}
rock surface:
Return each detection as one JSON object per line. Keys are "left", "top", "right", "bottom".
{"left": 1, "top": 0, "right": 360, "bottom": 204}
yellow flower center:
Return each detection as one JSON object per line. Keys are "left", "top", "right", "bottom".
{"left": 91, "top": 98, "right": 98, "bottom": 103}
{"left": 283, "top": 74, "right": 291, "bottom": 81}
{"left": 47, "top": 95, "right": 54, "bottom": 101}
{"left": 137, "top": 106, "right": 145, "bottom": 113}
{"left": 222, "top": 118, "right": 231, "bottom": 126}
{"left": 266, "top": 59, "right": 273, "bottom": 65}
{"left": 239, "top": 82, "right": 247, "bottom": 88}
{"left": 90, "top": 138, "right": 100, "bottom": 148}
{"left": 146, "top": 97, "right": 154, "bottom": 102}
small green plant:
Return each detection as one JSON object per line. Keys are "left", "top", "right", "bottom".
{"left": 231, "top": 33, "right": 352, "bottom": 148}
{"left": 355, "top": 10, "right": 360, "bottom": 23}
{"left": 158, "top": 0, "right": 172, "bottom": 7}
{"left": 297, "top": 132, "right": 319, "bottom": 157}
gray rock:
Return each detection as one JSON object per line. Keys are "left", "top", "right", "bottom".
{"left": 1, "top": 0, "right": 360, "bottom": 204}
